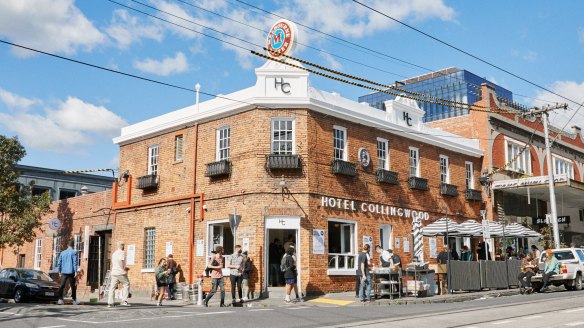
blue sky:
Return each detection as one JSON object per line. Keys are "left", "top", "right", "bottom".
{"left": 1, "top": 0, "right": 583, "bottom": 175}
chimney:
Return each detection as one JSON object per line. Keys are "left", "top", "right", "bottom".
{"left": 572, "top": 125, "right": 581, "bottom": 135}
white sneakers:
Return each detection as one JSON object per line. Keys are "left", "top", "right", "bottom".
{"left": 120, "top": 301, "right": 130, "bottom": 307}
{"left": 57, "top": 299, "right": 64, "bottom": 305}
{"left": 72, "top": 300, "right": 81, "bottom": 305}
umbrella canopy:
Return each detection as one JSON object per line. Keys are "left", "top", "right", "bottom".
{"left": 486, "top": 221, "right": 505, "bottom": 237}
{"left": 505, "top": 223, "right": 542, "bottom": 238}
{"left": 459, "top": 220, "right": 484, "bottom": 236}
{"left": 412, "top": 218, "right": 424, "bottom": 262}
{"left": 421, "top": 218, "right": 468, "bottom": 236}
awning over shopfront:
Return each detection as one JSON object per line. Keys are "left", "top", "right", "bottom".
{"left": 421, "top": 218, "right": 469, "bottom": 236}
{"left": 492, "top": 174, "right": 584, "bottom": 208}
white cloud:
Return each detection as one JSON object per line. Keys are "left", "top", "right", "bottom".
{"left": 0, "top": 90, "right": 127, "bottom": 153}
{"left": 531, "top": 81, "right": 584, "bottom": 130}
{"left": 0, "top": 88, "right": 39, "bottom": 110}
{"left": 106, "top": 9, "right": 164, "bottom": 49}
{"left": 133, "top": 52, "right": 189, "bottom": 76}
{"left": 320, "top": 53, "right": 343, "bottom": 71}
{"left": 0, "top": 0, "right": 105, "bottom": 57}
{"left": 154, "top": 0, "right": 206, "bottom": 39}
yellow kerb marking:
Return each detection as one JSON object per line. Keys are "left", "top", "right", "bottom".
{"left": 307, "top": 298, "right": 353, "bottom": 306}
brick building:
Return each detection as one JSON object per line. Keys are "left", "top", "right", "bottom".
{"left": 106, "top": 59, "right": 484, "bottom": 296}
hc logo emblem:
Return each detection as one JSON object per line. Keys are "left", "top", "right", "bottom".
{"left": 275, "top": 77, "right": 291, "bottom": 94}
{"left": 403, "top": 112, "right": 413, "bottom": 126}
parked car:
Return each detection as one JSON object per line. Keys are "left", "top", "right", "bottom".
{"left": 531, "top": 248, "right": 584, "bottom": 291}
{"left": 0, "top": 268, "right": 60, "bottom": 303}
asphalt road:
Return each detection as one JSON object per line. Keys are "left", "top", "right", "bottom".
{"left": 1, "top": 290, "right": 583, "bottom": 328}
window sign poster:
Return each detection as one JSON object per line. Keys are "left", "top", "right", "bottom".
{"left": 312, "top": 229, "right": 325, "bottom": 254}
{"left": 196, "top": 240, "right": 204, "bottom": 257}
{"left": 429, "top": 237, "right": 438, "bottom": 258}
{"left": 363, "top": 236, "right": 373, "bottom": 257}
{"left": 403, "top": 237, "right": 410, "bottom": 253}
{"left": 126, "top": 244, "right": 135, "bottom": 265}
{"left": 83, "top": 225, "right": 90, "bottom": 259}
{"left": 394, "top": 237, "right": 401, "bottom": 249}
{"left": 166, "top": 241, "right": 173, "bottom": 256}
{"left": 242, "top": 238, "right": 250, "bottom": 252}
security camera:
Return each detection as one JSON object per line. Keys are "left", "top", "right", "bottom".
{"left": 202, "top": 204, "right": 208, "bottom": 211}
{"left": 186, "top": 207, "right": 191, "bottom": 213}
{"left": 478, "top": 176, "right": 489, "bottom": 186}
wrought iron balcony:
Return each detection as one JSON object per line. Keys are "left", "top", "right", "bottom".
{"left": 205, "top": 160, "right": 231, "bottom": 177}
{"left": 465, "top": 188, "right": 483, "bottom": 201}
{"left": 266, "top": 154, "right": 301, "bottom": 170}
{"left": 376, "top": 169, "right": 399, "bottom": 184}
{"left": 440, "top": 183, "right": 459, "bottom": 196}
{"left": 408, "top": 176, "right": 429, "bottom": 191}
{"left": 137, "top": 174, "right": 159, "bottom": 190}
{"left": 331, "top": 159, "right": 356, "bottom": 177}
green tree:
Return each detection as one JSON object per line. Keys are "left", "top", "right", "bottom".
{"left": 0, "top": 135, "right": 52, "bottom": 249}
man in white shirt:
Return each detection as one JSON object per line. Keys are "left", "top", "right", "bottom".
{"left": 108, "top": 241, "right": 131, "bottom": 308}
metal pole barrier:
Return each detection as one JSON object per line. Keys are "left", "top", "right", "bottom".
{"left": 446, "top": 218, "right": 451, "bottom": 294}
{"left": 197, "top": 275, "right": 203, "bottom": 305}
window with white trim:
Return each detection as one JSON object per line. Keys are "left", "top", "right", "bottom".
{"left": 174, "top": 134, "right": 184, "bottom": 161}
{"left": 216, "top": 126, "right": 230, "bottom": 161}
{"left": 440, "top": 155, "right": 450, "bottom": 183}
{"left": 208, "top": 222, "right": 233, "bottom": 257}
{"left": 34, "top": 238, "right": 42, "bottom": 270}
{"left": 409, "top": 147, "right": 420, "bottom": 177}
{"left": 465, "top": 161, "right": 474, "bottom": 189}
{"left": 377, "top": 138, "right": 389, "bottom": 170}
{"left": 148, "top": 145, "right": 159, "bottom": 175}
{"left": 271, "top": 119, "right": 295, "bottom": 155}
{"left": 74, "top": 234, "right": 83, "bottom": 260}
{"left": 52, "top": 236, "right": 61, "bottom": 271}
{"left": 328, "top": 219, "right": 356, "bottom": 272}
{"left": 505, "top": 138, "right": 531, "bottom": 174}
{"left": 144, "top": 228, "right": 156, "bottom": 269}
{"left": 333, "top": 126, "right": 347, "bottom": 161}
{"left": 552, "top": 155, "right": 574, "bottom": 179}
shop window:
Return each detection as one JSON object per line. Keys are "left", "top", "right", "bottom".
{"left": 208, "top": 222, "right": 234, "bottom": 257}
{"left": 504, "top": 137, "right": 531, "bottom": 174}
{"left": 18, "top": 254, "right": 26, "bottom": 268}
{"left": 271, "top": 118, "right": 295, "bottom": 155}
{"left": 144, "top": 227, "right": 156, "bottom": 269}
{"left": 376, "top": 138, "right": 389, "bottom": 170}
{"left": 465, "top": 161, "right": 474, "bottom": 189}
{"left": 74, "top": 234, "right": 83, "bottom": 260}
{"left": 34, "top": 238, "right": 42, "bottom": 270}
{"left": 174, "top": 134, "right": 184, "bottom": 161}
{"left": 409, "top": 147, "right": 420, "bottom": 177}
{"left": 440, "top": 155, "right": 450, "bottom": 183}
{"left": 333, "top": 126, "right": 347, "bottom": 161}
{"left": 148, "top": 144, "right": 159, "bottom": 175}
{"left": 328, "top": 219, "right": 356, "bottom": 274}
{"left": 552, "top": 155, "right": 574, "bottom": 179}
{"left": 216, "top": 126, "right": 230, "bottom": 161}
{"left": 51, "top": 236, "right": 61, "bottom": 271}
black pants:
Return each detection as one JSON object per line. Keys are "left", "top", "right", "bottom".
{"left": 205, "top": 277, "right": 225, "bottom": 305}
{"left": 58, "top": 273, "right": 77, "bottom": 301}
{"left": 230, "top": 275, "right": 243, "bottom": 302}
{"left": 517, "top": 271, "right": 534, "bottom": 288}
{"left": 355, "top": 276, "right": 361, "bottom": 297}
{"left": 542, "top": 272, "right": 555, "bottom": 288}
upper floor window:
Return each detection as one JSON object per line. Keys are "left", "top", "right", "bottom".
{"left": 271, "top": 119, "right": 295, "bottom": 155}
{"left": 52, "top": 236, "right": 61, "bottom": 271}
{"left": 440, "top": 155, "right": 450, "bottom": 183}
{"left": 553, "top": 155, "right": 574, "bottom": 179}
{"left": 148, "top": 144, "right": 159, "bottom": 175}
{"left": 377, "top": 138, "right": 389, "bottom": 170}
{"left": 174, "top": 134, "right": 184, "bottom": 161}
{"left": 333, "top": 126, "right": 347, "bottom": 161}
{"left": 505, "top": 138, "right": 531, "bottom": 174}
{"left": 465, "top": 161, "right": 474, "bottom": 189}
{"left": 216, "top": 126, "right": 230, "bottom": 161}
{"left": 144, "top": 227, "right": 156, "bottom": 270}
{"left": 409, "top": 147, "right": 420, "bottom": 177}
{"left": 34, "top": 238, "right": 42, "bottom": 270}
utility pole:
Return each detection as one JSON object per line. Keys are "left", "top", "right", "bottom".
{"left": 522, "top": 103, "right": 568, "bottom": 249}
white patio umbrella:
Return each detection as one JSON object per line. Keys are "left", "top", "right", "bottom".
{"left": 421, "top": 217, "right": 469, "bottom": 236}
{"left": 459, "top": 220, "right": 483, "bottom": 236}
{"left": 505, "top": 223, "right": 542, "bottom": 238}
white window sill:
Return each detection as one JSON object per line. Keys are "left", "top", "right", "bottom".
{"left": 327, "top": 269, "right": 356, "bottom": 276}
{"left": 141, "top": 268, "right": 155, "bottom": 273}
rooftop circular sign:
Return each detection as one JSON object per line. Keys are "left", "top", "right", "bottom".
{"left": 266, "top": 19, "right": 298, "bottom": 58}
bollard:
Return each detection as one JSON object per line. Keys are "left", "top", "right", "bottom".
{"left": 197, "top": 275, "right": 204, "bottom": 306}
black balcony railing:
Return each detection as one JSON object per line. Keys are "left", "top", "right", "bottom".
{"left": 440, "top": 183, "right": 459, "bottom": 196}
{"left": 376, "top": 169, "right": 399, "bottom": 184}
{"left": 331, "top": 159, "right": 357, "bottom": 177}
{"left": 465, "top": 188, "right": 483, "bottom": 201}
{"left": 266, "top": 154, "right": 301, "bottom": 170}
{"left": 408, "top": 176, "right": 429, "bottom": 191}
{"left": 205, "top": 160, "right": 231, "bottom": 177}
{"left": 137, "top": 174, "right": 159, "bottom": 190}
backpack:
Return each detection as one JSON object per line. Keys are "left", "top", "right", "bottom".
{"left": 280, "top": 254, "right": 291, "bottom": 272}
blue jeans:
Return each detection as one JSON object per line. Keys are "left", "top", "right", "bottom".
{"left": 359, "top": 273, "right": 371, "bottom": 301}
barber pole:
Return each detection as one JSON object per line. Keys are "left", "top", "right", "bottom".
{"left": 412, "top": 218, "right": 424, "bottom": 262}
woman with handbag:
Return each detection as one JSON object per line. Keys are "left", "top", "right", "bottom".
{"left": 155, "top": 258, "right": 171, "bottom": 306}
{"left": 204, "top": 246, "right": 225, "bottom": 307}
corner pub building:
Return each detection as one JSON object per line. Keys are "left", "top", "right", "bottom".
{"left": 104, "top": 54, "right": 485, "bottom": 297}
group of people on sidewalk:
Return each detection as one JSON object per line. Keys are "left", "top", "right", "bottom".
{"left": 517, "top": 246, "right": 560, "bottom": 294}
{"left": 355, "top": 244, "right": 402, "bottom": 304}
{"left": 204, "top": 244, "right": 253, "bottom": 307}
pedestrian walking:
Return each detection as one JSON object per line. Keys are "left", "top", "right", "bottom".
{"left": 108, "top": 241, "right": 131, "bottom": 308}
{"left": 155, "top": 258, "right": 171, "bottom": 306}
{"left": 241, "top": 251, "right": 251, "bottom": 301}
{"left": 57, "top": 239, "right": 80, "bottom": 305}
{"left": 358, "top": 244, "right": 372, "bottom": 304}
{"left": 204, "top": 246, "right": 226, "bottom": 307}
{"left": 166, "top": 254, "right": 178, "bottom": 300}
{"left": 283, "top": 247, "right": 302, "bottom": 303}
{"left": 228, "top": 245, "right": 244, "bottom": 305}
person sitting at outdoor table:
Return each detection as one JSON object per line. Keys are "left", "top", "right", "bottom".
{"left": 437, "top": 246, "right": 450, "bottom": 264}
{"left": 518, "top": 253, "right": 537, "bottom": 294}
{"left": 388, "top": 249, "right": 401, "bottom": 269}
{"left": 460, "top": 245, "right": 473, "bottom": 261}
{"left": 540, "top": 247, "right": 560, "bottom": 292}
{"left": 495, "top": 248, "right": 503, "bottom": 261}
{"left": 450, "top": 247, "right": 459, "bottom": 261}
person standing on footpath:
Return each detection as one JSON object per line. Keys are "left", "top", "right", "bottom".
{"left": 283, "top": 246, "right": 303, "bottom": 303}
{"left": 166, "top": 254, "right": 178, "bottom": 300}
{"left": 57, "top": 240, "right": 80, "bottom": 305}
{"left": 228, "top": 245, "right": 244, "bottom": 305}
{"left": 358, "top": 244, "right": 372, "bottom": 304}
{"left": 108, "top": 241, "right": 131, "bottom": 308}
{"left": 155, "top": 258, "right": 171, "bottom": 306}
{"left": 204, "top": 246, "right": 226, "bottom": 307}
{"left": 241, "top": 251, "right": 252, "bottom": 301}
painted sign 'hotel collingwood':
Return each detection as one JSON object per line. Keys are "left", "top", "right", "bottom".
{"left": 321, "top": 196, "right": 431, "bottom": 221}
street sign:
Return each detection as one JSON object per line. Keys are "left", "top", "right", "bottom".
{"left": 228, "top": 214, "right": 241, "bottom": 236}
{"left": 482, "top": 219, "right": 491, "bottom": 239}
{"left": 532, "top": 215, "right": 570, "bottom": 225}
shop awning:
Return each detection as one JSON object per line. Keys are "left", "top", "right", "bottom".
{"left": 459, "top": 220, "right": 483, "bottom": 236}
{"left": 492, "top": 174, "right": 584, "bottom": 208}
{"left": 422, "top": 218, "right": 469, "bottom": 236}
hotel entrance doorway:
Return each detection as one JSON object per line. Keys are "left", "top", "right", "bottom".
{"left": 267, "top": 229, "right": 296, "bottom": 287}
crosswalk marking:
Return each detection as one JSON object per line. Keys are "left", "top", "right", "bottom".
{"left": 492, "top": 320, "right": 513, "bottom": 325}
{"left": 561, "top": 308, "right": 584, "bottom": 314}
{"left": 565, "top": 322, "right": 584, "bottom": 327}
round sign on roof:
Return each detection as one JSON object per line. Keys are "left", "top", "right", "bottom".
{"left": 266, "top": 19, "right": 298, "bottom": 58}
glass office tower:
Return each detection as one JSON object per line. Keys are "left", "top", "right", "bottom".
{"left": 358, "top": 67, "right": 518, "bottom": 122}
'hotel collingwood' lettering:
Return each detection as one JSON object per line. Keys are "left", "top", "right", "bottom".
{"left": 321, "top": 196, "right": 430, "bottom": 221}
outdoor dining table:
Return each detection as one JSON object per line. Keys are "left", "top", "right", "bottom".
{"left": 371, "top": 267, "right": 401, "bottom": 299}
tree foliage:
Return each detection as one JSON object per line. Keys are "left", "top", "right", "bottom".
{"left": 0, "top": 135, "right": 52, "bottom": 249}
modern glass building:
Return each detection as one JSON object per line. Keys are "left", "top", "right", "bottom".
{"left": 358, "top": 67, "right": 519, "bottom": 122}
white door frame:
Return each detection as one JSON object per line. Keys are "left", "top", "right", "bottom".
{"left": 265, "top": 216, "right": 301, "bottom": 295}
